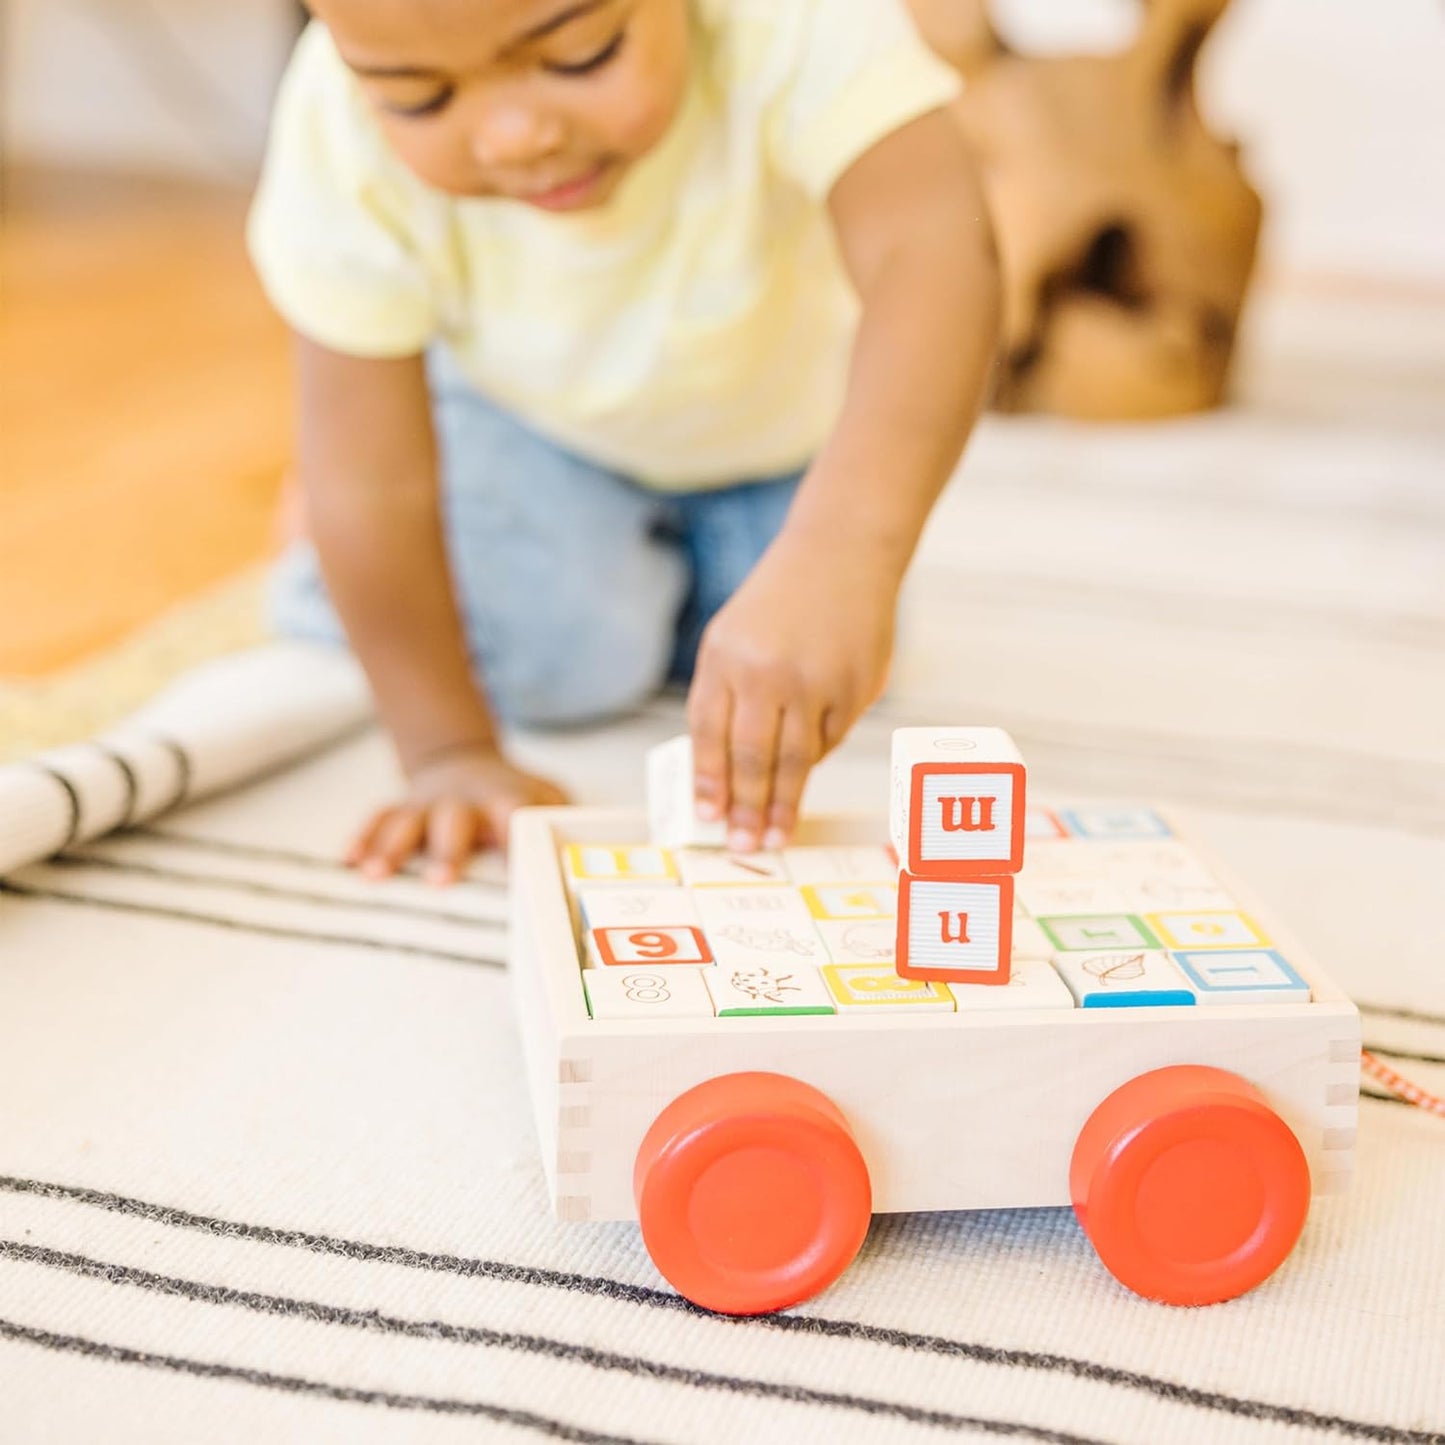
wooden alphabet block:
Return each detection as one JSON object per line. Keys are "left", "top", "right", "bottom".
{"left": 583, "top": 966, "right": 715, "bottom": 1020}
{"left": 783, "top": 844, "right": 897, "bottom": 884}
{"left": 1017, "top": 878, "right": 1131, "bottom": 918}
{"left": 705, "top": 963, "right": 836, "bottom": 1016}
{"left": 801, "top": 883, "right": 897, "bottom": 921}
{"left": 814, "top": 918, "right": 898, "bottom": 965}
{"left": 578, "top": 887, "right": 700, "bottom": 931}
{"left": 563, "top": 844, "right": 678, "bottom": 889}
{"left": 1036, "top": 913, "right": 1160, "bottom": 953}
{"left": 1170, "top": 949, "right": 1310, "bottom": 1004}
{"left": 589, "top": 925, "right": 714, "bottom": 968}
{"left": 646, "top": 735, "right": 728, "bottom": 849}
{"left": 822, "top": 963, "right": 955, "bottom": 1012}
{"left": 948, "top": 956, "right": 1076, "bottom": 1012}
{"left": 1010, "top": 914, "right": 1055, "bottom": 961}
{"left": 694, "top": 886, "right": 827, "bottom": 970}
{"left": 1058, "top": 806, "right": 1171, "bottom": 840}
{"left": 895, "top": 873, "right": 1013, "bottom": 984}
{"left": 676, "top": 848, "right": 789, "bottom": 886}
{"left": 1146, "top": 910, "right": 1270, "bottom": 950}
{"left": 1025, "top": 806, "right": 1067, "bottom": 839}
{"left": 889, "top": 727, "right": 1027, "bottom": 878}
{"left": 1051, "top": 949, "right": 1197, "bottom": 1008}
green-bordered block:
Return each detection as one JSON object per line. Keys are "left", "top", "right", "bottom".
{"left": 704, "top": 963, "right": 836, "bottom": 1017}
{"left": 1037, "top": 914, "right": 1160, "bottom": 952}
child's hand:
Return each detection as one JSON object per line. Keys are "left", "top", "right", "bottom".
{"left": 688, "top": 535, "right": 898, "bottom": 851}
{"left": 347, "top": 747, "right": 569, "bottom": 884}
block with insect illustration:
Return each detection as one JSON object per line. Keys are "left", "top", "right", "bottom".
{"left": 895, "top": 873, "right": 1013, "bottom": 984}
{"left": 889, "top": 726, "right": 1027, "bottom": 878}
{"left": 705, "top": 963, "right": 835, "bottom": 1017}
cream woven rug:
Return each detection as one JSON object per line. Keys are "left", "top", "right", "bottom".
{"left": 1, "top": 289, "right": 1442, "bottom": 1443}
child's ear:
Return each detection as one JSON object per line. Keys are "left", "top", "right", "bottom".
{"left": 1129, "top": 0, "right": 1230, "bottom": 116}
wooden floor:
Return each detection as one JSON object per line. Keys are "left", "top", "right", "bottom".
{"left": 1, "top": 168, "right": 291, "bottom": 677}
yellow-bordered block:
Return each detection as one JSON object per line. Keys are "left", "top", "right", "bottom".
{"left": 1145, "top": 910, "right": 1270, "bottom": 950}
{"left": 563, "top": 844, "right": 678, "bottom": 887}
{"left": 822, "top": 963, "right": 954, "bottom": 1011}
{"left": 801, "top": 882, "right": 897, "bottom": 921}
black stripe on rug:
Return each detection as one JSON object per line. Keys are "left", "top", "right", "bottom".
{"left": 0, "top": 1176, "right": 1433, "bottom": 1443}
{"left": 0, "top": 1242, "right": 1110, "bottom": 1444}
{"left": 0, "top": 882, "right": 506, "bottom": 969}
{"left": 0, "top": 1316, "right": 652, "bottom": 1445}
{"left": 50, "top": 853, "right": 505, "bottom": 928}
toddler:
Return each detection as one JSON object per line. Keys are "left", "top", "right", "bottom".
{"left": 250, "top": 0, "right": 999, "bottom": 881}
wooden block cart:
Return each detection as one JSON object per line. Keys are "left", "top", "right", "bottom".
{"left": 509, "top": 781, "right": 1359, "bottom": 1317}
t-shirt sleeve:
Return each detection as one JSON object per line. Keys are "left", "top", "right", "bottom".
{"left": 763, "top": 0, "right": 964, "bottom": 200}
{"left": 247, "top": 24, "right": 438, "bottom": 357}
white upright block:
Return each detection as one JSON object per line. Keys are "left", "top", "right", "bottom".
{"left": 889, "top": 727, "right": 1027, "bottom": 878}
{"left": 647, "top": 735, "right": 727, "bottom": 849}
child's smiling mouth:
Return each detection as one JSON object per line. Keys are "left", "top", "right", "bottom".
{"left": 511, "top": 159, "right": 617, "bottom": 211}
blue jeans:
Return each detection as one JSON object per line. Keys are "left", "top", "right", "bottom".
{"left": 270, "top": 355, "right": 803, "bottom": 726}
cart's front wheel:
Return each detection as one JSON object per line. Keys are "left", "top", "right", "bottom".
{"left": 1071, "top": 1064, "right": 1311, "bottom": 1305}
{"left": 634, "top": 1072, "right": 872, "bottom": 1315}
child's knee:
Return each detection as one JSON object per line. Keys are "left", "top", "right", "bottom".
{"left": 485, "top": 605, "right": 673, "bottom": 727}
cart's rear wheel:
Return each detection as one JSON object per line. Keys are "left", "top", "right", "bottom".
{"left": 1071, "top": 1064, "right": 1311, "bottom": 1305}
{"left": 634, "top": 1072, "right": 872, "bottom": 1315}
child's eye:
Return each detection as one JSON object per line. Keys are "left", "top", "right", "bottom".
{"left": 382, "top": 87, "right": 455, "bottom": 119}
{"left": 545, "top": 29, "right": 626, "bottom": 77}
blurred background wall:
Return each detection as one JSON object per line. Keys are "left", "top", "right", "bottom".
{"left": 4, "top": 0, "right": 1444, "bottom": 284}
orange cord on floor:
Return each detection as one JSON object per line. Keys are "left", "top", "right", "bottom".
{"left": 1361, "top": 1051, "right": 1445, "bottom": 1118}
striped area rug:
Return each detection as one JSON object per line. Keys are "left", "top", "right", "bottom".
{"left": 1, "top": 287, "right": 1442, "bottom": 1442}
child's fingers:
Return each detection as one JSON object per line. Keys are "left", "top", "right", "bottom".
{"left": 725, "top": 697, "right": 783, "bottom": 851}
{"left": 763, "top": 705, "right": 822, "bottom": 848}
{"left": 686, "top": 667, "right": 733, "bottom": 824}
{"left": 423, "top": 799, "right": 480, "bottom": 885}
{"left": 360, "top": 807, "right": 426, "bottom": 878}
{"left": 345, "top": 808, "right": 394, "bottom": 866}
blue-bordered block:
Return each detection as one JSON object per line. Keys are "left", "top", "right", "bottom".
{"left": 1059, "top": 807, "right": 1172, "bottom": 841}
{"left": 1037, "top": 913, "right": 1160, "bottom": 952}
{"left": 1052, "top": 950, "right": 1197, "bottom": 1008}
{"left": 1170, "top": 950, "right": 1310, "bottom": 1005}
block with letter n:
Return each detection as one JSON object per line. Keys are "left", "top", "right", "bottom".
{"left": 895, "top": 874, "right": 1014, "bottom": 984}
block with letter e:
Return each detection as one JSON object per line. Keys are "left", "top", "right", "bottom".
{"left": 889, "top": 726, "right": 1027, "bottom": 878}
{"left": 895, "top": 874, "right": 1014, "bottom": 984}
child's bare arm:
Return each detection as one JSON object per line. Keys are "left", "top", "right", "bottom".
{"left": 295, "top": 337, "right": 566, "bottom": 877}
{"left": 689, "top": 111, "right": 1000, "bottom": 848}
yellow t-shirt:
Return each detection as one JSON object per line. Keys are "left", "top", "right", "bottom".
{"left": 247, "top": 0, "right": 961, "bottom": 489}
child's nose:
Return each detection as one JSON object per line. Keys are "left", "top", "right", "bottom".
{"left": 469, "top": 98, "right": 565, "bottom": 169}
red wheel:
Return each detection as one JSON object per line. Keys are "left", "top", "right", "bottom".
{"left": 633, "top": 1072, "right": 872, "bottom": 1315}
{"left": 1071, "top": 1065, "right": 1311, "bottom": 1305}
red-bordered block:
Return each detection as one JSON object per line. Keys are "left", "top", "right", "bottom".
{"left": 895, "top": 872, "right": 1014, "bottom": 984}
{"left": 905, "top": 762, "right": 1028, "bottom": 879}
{"left": 593, "top": 926, "right": 714, "bottom": 967}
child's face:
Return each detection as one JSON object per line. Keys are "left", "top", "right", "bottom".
{"left": 311, "top": 0, "right": 690, "bottom": 211}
